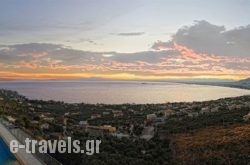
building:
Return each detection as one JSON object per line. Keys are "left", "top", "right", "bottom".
{"left": 79, "top": 120, "right": 88, "bottom": 126}
{"left": 210, "top": 107, "right": 219, "bottom": 113}
{"left": 40, "top": 123, "right": 49, "bottom": 129}
{"left": 6, "top": 116, "right": 16, "bottom": 123}
{"left": 200, "top": 107, "right": 210, "bottom": 114}
{"left": 163, "top": 109, "right": 175, "bottom": 118}
{"left": 188, "top": 112, "right": 199, "bottom": 118}
{"left": 91, "top": 114, "right": 102, "bottom": 119}
{"left": 55, "top": 116, "right": 68, "bottom": 125}
{"left": 146, "top": 114, "right": 157, "bottom": 121}
{"left": 243, "top": 112, "right": 250, "bottom": 121}
{"left": 43, "top": 116, "right": 54, "bottom": 122}
{"left": 30, "top": 120, "right": 39, "bottom": 125}
{"left": 102, "top": 111, "right": 110, "bottom": 115}
{"left": 86, "top": 125, "right": 116, "bottom": 137}
{"left": 112, "top": 110, "right": 124, "bottom": 117}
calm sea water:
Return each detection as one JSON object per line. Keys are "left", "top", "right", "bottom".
{"left": 0, "top": 81, "right": 250, "bottom": 104}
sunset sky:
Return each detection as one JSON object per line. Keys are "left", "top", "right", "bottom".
{"left": 0, "top": 0, "right": 249, "bottom": 80}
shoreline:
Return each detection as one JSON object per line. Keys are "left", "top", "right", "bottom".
{"left": 181, "top": 81, "right": 250, "bottom": 90}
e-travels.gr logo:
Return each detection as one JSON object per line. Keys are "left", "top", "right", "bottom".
{"left": 10, "top": 137, "right": 101, "bottom": 155}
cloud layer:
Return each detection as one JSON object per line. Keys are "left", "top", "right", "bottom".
{"left": 0, "top": 21, "right": 249, "bottom": 80}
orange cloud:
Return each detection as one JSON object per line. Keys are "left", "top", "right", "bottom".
{"left": 0, "top": 43, "right": 249, "bottom": 80}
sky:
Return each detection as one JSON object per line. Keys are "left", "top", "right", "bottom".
{"left": 0, "top": 0, "right": 249, "bottom": 80}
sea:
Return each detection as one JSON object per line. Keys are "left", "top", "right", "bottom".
{"left": 0, "top": 81, "right": 250, "bottom": 104}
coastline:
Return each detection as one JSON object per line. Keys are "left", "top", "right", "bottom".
{"left": 180, "top": 81, "right": 250, "bottom": 90}
{"left": 1, "top": 88, "right": 250, "bottom": 164}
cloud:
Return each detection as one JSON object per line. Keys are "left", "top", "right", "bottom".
{"left": 0, "top": 41, "right": 249, "bottom": 80}
{"left": 0, "top": 20, "right": 250, "bottom": 80}
{"left": 112, "top": 32, "right": 145, "bottom": 36}
{"left": 152, "top": 20, "right": 250, "bottom": 57}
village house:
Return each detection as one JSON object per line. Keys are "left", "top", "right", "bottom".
{"left": 6, "top": 116, "right": 16, "bottom": 123}
{"left": 86, "top": 125, "right": 116, "bottom": 137}
{"left": 210, "top": 107, "right": 219, "bottom": 113}
{"left": 91, "top": 114, "right": 102, "bottom": 119}
{"left": 43, "top": 116, "right": 54, "bottom": 122}
{"left": 55, "top": 116, "right": 68, "bottom": 125}
{"left": 243, "top": 112, "right": 250, "bottom": 121}
{"left": 102, "top": 111, "right": 110, "bottom": 115}
{"left": 79, "top": 120, "right": 88, "bottom": 126}
{"left": 30, "top": 120, "right": 39, "bottom": 125}
{"left": 40, "top": 123, "right": 50, "bottom": 129}
{"left": 112, "top": 110, "right": 123, "bottom": 117}
{"left": 162, "top": 109, "right": 175, "bottom": 118}
{"left": 200, "top": 107, "right": 210, "bottom": 114}
{"left": 147, "top": 114, "right": 157, "bottom": 121}
{"left": 188, "top": 112, "right": 199, "bottom": 118}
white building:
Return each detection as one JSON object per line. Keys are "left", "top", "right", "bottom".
{"left": 243, "top": 112, "right": 250, "bottom": 121}
{"left": 147, "top": 114, "right": 157, "bottom": 120}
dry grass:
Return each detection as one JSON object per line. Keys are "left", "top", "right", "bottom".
{"left": 172, "top": 123, "right": 250, "bottom": 164}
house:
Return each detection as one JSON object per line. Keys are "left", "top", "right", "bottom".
{"left": 55, "top": 116, "right": 68, "bottom": 125}
{"left": 128, "top": 109, "right": 135, "bottom": 113}
{"left": 162, "top": 109, "right": 175, "bottom": 118}
{"left": 102, "top": 111, "right": 110, "bottom": 115}
{"left": 6, "top": 116, "right": 16, "bottom": 123}
{"left": 228, "top": 105, "right": 236, "bottom": 111}
{"left": 43, "top": 116, "right": 54, "bottom": 122}
{"left": 29, "top": 107, "right": 35, "bottom": 111}
{"left": 188, "top": 112, "right": 199, "bottom": 118}
{"left": 210, "top": 107, "right": 219, "bottom": 113}
{"left": 37, "top": 105, "right": 42, "bottom": 108}
{"left": 79, "top": 120, "right": 88, "bottom": 126}
{"left": 30, "top": 120, "right": 39, "bottom": 125}
{"left": 91, "top": 114, "right": 102, "bottom": 119}
{"left": 200, "top": 107, "right": 210, "bottom": 114}
{"left": 243, "top": 112, "right": 250, "bottom": 121}
{"left": 112, "top": 110, "right": 123, "bottom": 117}
{"left": 86, "top": 125, "right": 116, "bottom": 137}
{"left": 40, "top": 123, "right": 49, "bottom": 129}
{"left": 146, "top": 114, "right": 157, "bottom": 121}
{"left": 113, "top": 133, "right": 130, "bottom": 139}
{"left": 154, "top": 117, "right": 165, "bottom": 125}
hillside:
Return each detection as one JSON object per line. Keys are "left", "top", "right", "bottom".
{"left": 236, "top": 78, "right": 250, "bottom": 87}
{"left": 173, "top": 124, "right": 250, "bottom": 164}
{"left": 180, "top": 78, "right": 250, "bottom": 90}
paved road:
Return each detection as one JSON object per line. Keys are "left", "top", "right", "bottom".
{"left": 0, "top": 122, "right": 43, "bottom": 165}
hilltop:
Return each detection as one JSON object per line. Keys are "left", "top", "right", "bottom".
{"left": 236, "top": 78, "right": 250, "bottom": 87}
{"left": 180, "top": 77, "right": 250, "bottom": 90}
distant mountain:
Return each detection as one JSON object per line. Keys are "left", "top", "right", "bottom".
{"left": 235, "top": 78, "right": 250, "bottom": 88}
{"left": 177, "top": 78, "right": 250, "bottom": 90}
{"left": 237, "top": 78, "right": 250, "bottom": 84}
